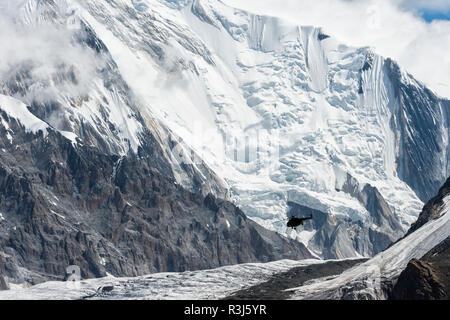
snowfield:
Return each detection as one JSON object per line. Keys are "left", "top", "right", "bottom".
{"left": 0, "top": 259, "right": 323, "bottom": 300}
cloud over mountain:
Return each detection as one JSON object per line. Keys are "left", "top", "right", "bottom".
{"left": 223, "top": 0, "right": 450, "bottom": 98}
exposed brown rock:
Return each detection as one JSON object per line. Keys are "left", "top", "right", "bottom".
{"left": 392, "top": 258, "right": 447, "bottom": 300}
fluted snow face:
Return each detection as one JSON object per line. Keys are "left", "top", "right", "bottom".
{"left": 1, "top": 0, "right": 448, "bottom": 258}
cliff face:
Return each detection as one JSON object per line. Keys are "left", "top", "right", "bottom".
{"left": 0, "top": 109, "right": 312, "bottom": 289}
{"left": 385, "top": 59, "right": 449, "bottom": 203}
{"left": 392, "top": 237, "right": 450, "bottom": 300}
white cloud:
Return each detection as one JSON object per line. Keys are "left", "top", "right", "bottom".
{"left": 0, "top": 6, "right": 104, "bottom": 105}
{"left": 222, "top": 0, "right": 450, "bottom": 99}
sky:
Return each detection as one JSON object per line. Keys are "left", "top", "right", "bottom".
{"left": 400, "top": 0, "right": 450, "bottom": 21}
{"left": 222, "top": 0, "right": 450, "bottom": 99}
{"left": 421, "top": 11, "right": 450, "bottom": 21}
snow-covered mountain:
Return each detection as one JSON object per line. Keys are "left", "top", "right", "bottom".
{"left": 2, "top": 177, "right": 447, "bottom": 300}
{"left": 0, "top": 0, "right": 448, "bottom": 267}
{"left": 0, "top": 0, "right": 315, "bottom": 289}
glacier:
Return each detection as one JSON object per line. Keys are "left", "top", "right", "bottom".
{"left": 0, "top": 0, "right": 448, "bottom": 260}
{"left": 0, "top": 259, "right": 321, "bottom": 299}
{"left": 0, "top": 193, "right": 447, "bottom": 300}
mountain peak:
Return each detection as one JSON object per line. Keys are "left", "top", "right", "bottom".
{"left": 0, "top": 0, "right": 448, "bottom": 272}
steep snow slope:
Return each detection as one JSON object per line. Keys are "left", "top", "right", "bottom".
{"left": 1, "top": 0, "right": 448, "bottom": 258}
{"left": 0, "top": 94, "right": 48, "bottom": 136}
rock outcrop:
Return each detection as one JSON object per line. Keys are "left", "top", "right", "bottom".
{"left": 392, "top": 237, "right": 449, "bottom": 300}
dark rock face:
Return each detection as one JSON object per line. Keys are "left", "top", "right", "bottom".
{"left": 358, "top": 52, "right": 374, "bottom": 94}
{"left": 419, "top": 237, "right": 450, "bottom": 298}
{"left": 384, "top": 59, "right": 449, "bottom": 203}
{"left": 392, "top": 239, "right": 449, "bottom": 300}
{"left": 0, "top": 255, "right": 8, "bottom": 290}
{"left": 317, "top": 33, "right": 330, "bottom": 41}
{"left": 339, "top": 173, "right": 402, "bottom": 233}
{"left": 0, "top": 112, "right": 313, "bottom": 288}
